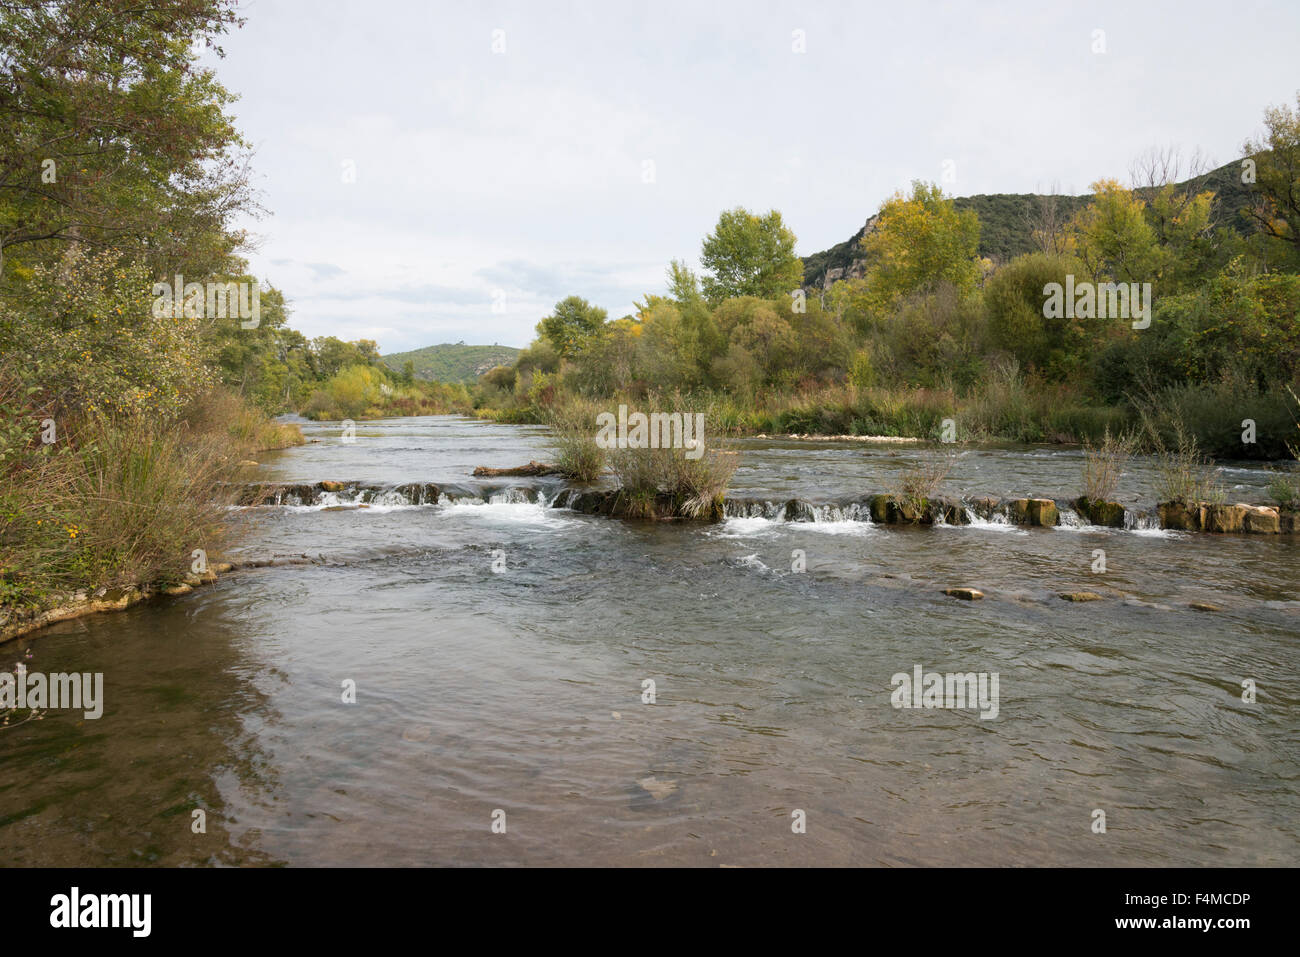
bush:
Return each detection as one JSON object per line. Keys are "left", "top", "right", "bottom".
{"left": 1, "top": 413, "right": 240, "bottom": 606}
{"left": 1081, "top": 429, "right": 1137, "bottom": 502}
{"left": 889, "top": 451, "right": 955, "bottom": 514}
{"left": 543, "top": 399, "right": 606, "bottom": 482}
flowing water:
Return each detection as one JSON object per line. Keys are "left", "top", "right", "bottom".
{"left": 2, "top": 415, "right": 1297, "bottom": 866}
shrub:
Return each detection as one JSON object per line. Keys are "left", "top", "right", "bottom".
{"left": 888, "top": 450, "right": 954, "bottom": 515}
{"left": 1080, "top": 428, "right": 1137, "bottom": 502}
{"left": 1, "top": 413, "right": 240, "bottom": 606}
{"left": 543, "top": 399, "right": 606, "bottom": 482}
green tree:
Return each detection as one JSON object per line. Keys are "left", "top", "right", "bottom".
{"left": 1067, "top": 179, "right": 1161, "bottom": 282}
{"left": 1243, "top": 92, "right": 1300, "bottom": 268}
{"left": 983, "top": 252, "right": 1091, "bottom": 378}
{"left": 859, "top": 182, "right": 982, "bottom": 312}
{"left": 536, "top": 296, "right": 608, "bottom": 357}
{"left": 0, "top": 0, "right": 252, "bottom": 280}
{"left": 700, "top": 208, "right": 803, "bottom": 304}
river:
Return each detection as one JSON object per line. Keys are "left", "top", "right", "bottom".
{"left": 2, "top": 415, "right": 1297, "bottom": 866}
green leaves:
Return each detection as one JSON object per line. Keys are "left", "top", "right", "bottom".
{"left": 700, "top": 208, "right": 803, "bottom": 304}
{"left": 536, "top": 296, "right": 608, "bottom": 358}
{"left": 859, "top": 182, "right": 982, "bottom": 313}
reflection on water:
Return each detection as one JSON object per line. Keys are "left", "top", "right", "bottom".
{"left": 1, "top": 416, "right": 1297, "bottom": 866}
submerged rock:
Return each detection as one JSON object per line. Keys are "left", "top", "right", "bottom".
{"left": 783, "top": 499, "right": 818, "bottom": 522}
{"left": 943, "top": 587, "right": 984, "bottom": 600}
{"left": 637, "top": 776, "right": 678, "bottom": 800}
{"left": 1059, "top": 591, "right": 1104, "bottom": 602}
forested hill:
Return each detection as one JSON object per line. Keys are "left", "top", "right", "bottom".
{"left": 801, "top": 159, "right": 1256, "bottom": 289}
{"left": 380, "top": 342, "right": 521, "bottom": 383}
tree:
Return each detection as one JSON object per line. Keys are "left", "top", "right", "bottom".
{"left": 0, "top": 0, "right": 253, "bottom": 280}
{"left": 536, "top": 296, "right": 607, "bottom": 357}
{"left": 859, "top": 182, "right": 982, "bottom": 311}
{"left": 1067, "top": 179, "right": 1161, "bottom": 283}
{"left": 667, "top": 258, "right": 705, "bottom": 306}
{"left": 699, "top": 208, "right": 803, "bottom": 304}
{"left": 1243, "top": 92, "right": 1300, "bottom": 267}
{"left": 983, "top": 252, "right": 1090, "bottom": 377}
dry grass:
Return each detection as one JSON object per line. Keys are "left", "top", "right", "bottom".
{"left": 185, "top": 388, "right": 304, "bottom": 456}
{"left": 542, "top": 398, "right": 607, "bottom": 482}
{"left": 1081, "top": 428, "right": 1137, "bottom": 503}
{"left": 1149, "top": 422, "right": 1225, "bottom": 505}
{"left": 604, "top": 395, "right": 740, "bottom": 518}
{"left": 1, "top": 413, "right": 240, "bottom": 605}
{"left": 888, "top": 450, "right": 954, "bottom": 514}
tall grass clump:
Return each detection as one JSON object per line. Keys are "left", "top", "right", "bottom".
{"left": 1, "top": 414, "right": 239, "bottom": 606}
{"left": 186, "top": 387, "right": 305, "bottom": 455}
{"left": 1135, "top": 386, "right": 1226, "bottom": 505}
{"left": 1080, "top": 428, "right": 1137, "bottom": 503}
{"left": 543, "top": 399, "right": 606, "bottom": 482}
{"left": 605, "top": 394, "right": 740, "bottom": 519}
{"left": 888, "top": 450, "right": 954, "bottom": 515}
{"left": 1267, "top": 386, "right": 1300, "bottom": 509}
{"left": 1146, "top": 421, "right": 1225, "bottom": 505}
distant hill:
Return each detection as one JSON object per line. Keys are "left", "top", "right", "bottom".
{"left": 380, "top": 343, "right": 521, "bottom": 383}
{"left": 801, "top": 159, "right": 1256, "bottom": 289}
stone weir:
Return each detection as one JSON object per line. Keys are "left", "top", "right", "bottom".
{"left": 222, "top": 481, "right": 1300, "bottom": 536}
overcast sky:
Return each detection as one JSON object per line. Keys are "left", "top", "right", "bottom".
{"left": 206, "top": 0, "right": 1300, "bottom": 353}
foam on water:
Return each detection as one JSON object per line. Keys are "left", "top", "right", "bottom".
{"left": 437, "top": 491, "right": 572, "bottom": 527}
{"left": 959, "top": 508, "right": 1029, "bottom": 535}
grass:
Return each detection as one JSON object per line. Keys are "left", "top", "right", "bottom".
{"left": 1080, "top": 428, "right": 1137, "bottom": 503}
{"left": 1267, "top": 386, "right": 1300, "bottom": 509}
{"left": 1, "top": 413, "right": 240, "bottom": 607}
{"left": 604, "top": 394, "right": 739, "bottom": 519}
{"left": 888, "top": 450, "right": 954, "bottom": 515}
{"left": 186, "top": 388, "right": 305, "bottom": 455}
{"left": 1147, "top": 423, "right": 1226, "bottom": 506}
{"left": 543, "top": 399, "right": 606, "bottom": 482}
{"left": 0, "top": 385, "right": 292, "bottom": 611}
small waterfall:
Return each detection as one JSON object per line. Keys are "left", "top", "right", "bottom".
{"left": 488, "top": 487, "right": 537, "bottom": 505}
{"left": 724, "top": 499, "right": 785, "bottom": 519}
{"left": 1125, "top": 507, "right": 1161, "bottom": 531}
{"left": 439, "top": 492, "right": 484, "bottom": 506}
{"left": 811, "top": 502, "right": 871, "bottom": 523}
{"left": 964, "top": 506, "right": 1014, "bottom": 528}
{"left": 1057, "top": 507, "right": 1087, "bottom": 528}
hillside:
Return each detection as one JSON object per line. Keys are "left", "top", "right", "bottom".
{"left": 380, "top": 343, "right": 521, "bottom": 383}
{"left": 801, "top": 159, "right": 1256, "bottom": 289}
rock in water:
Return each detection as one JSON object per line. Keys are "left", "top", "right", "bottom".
{"left": 638, "top": 776, "right": 678, "bottom": 800}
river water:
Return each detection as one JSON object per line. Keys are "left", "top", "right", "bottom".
{"left": 2, "top": 415, "right": 1297, "bottom": 866}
